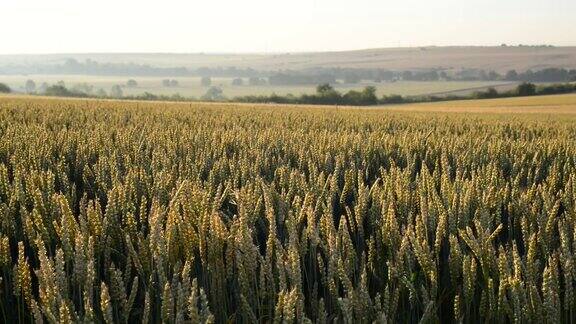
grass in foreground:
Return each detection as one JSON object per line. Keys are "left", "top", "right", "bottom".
{"left": 0, "top": 95, "right": 575, "bottom": 323}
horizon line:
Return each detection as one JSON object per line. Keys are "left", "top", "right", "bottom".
{"left": 1, "top": 44, "right": 576, "bottom": 57}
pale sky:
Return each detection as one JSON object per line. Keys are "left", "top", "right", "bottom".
{"left": 1, "top": 0, "right": 575, "bottom": 54}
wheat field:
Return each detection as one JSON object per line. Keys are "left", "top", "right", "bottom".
{"left": 0, "top": 95, "right": 575, "bottom": 323}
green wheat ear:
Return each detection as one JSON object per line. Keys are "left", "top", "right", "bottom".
{"left": 0, "top": 95, "right": 574, "bottom": 322}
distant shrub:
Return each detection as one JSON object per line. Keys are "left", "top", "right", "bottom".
{"left": 39, "top": 82, "right": 49, "bottom": 93}
{"left": 0, "top": 83, "right": 10, "bottom": 93}
{"left": 473, "top": 87, "right": 499, "bottom": 99}
{"left": 45, "top": 85, "right": 76, "bottom": 97}
{"left": 121, "top": 92, "right": 189, "bottom": 102}
{"left": 536, "top": 83, "right": 576, "bottom": 95}
{"left": 201, "top": 86, "right": 225, "bottom": 101}
{"left": 516, "top": 82, "right": 536, "bottom": 96}
{"left": 126, "top": 79, "right": 138, "bottom": 88}
{"left": 110, "top": 85, "right": 123, "bottom": 98}
{"left": 201, "top": 77, "right": 212, "bottom": 87}
{"left": 381, "top": 94, "right": 405, "bottom": 104}
{"left": 361, "top": 86, "right": 378, "bottom": 105}
{"left": 72, "top": 83, "right": 94, "bottom": 94}
{"left": 248, "top": 77, "right": 266, "bottom": 86}
{"left": 25, "top": 79, "right": 36, "bottom": 93}
{"left": 161, "top": 79, "right": 179, "bottom": 87}
{"left": 96, "top": 89, "right": 108, "bottom": 97}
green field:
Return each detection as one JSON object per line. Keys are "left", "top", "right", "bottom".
{"left": 0, "top": 74, "right": 509, "bottom": 98}
{"left": 0, "top": 94, "right": 575, "bottom": 322}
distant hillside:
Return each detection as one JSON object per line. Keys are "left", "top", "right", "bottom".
{"left": 1, "top": 46, "right": 576, "bottom": 73}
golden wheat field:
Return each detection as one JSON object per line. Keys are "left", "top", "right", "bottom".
{"left": 0, "top": 94, "right": 576, "bottom": 323}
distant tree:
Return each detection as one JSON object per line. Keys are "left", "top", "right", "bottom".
{"left": 439, "top": 71, "right": 448, "bottom": 81}
{"left": 381, "top": 94, "right": 405, "bottom": 104}
{"left": 427, "top": 71, "right": 440, "bottom": 81}
{"left": 312, "top": 83, "right": 341, "bottom": 104}
{"left": 25, "top": 80, "right": 36, "bottom": 93}
{"left": 201, "top": 77, "right": 212, "bottom": 87}
{"left": 248, "top": 77, "right": 266, "bottom": 86}
{"left": 201, "top": 86, "right": 224, "bottom": 101}
{"left": 485, "top": 87, "right": 499, "bottom": 98}
{"left": 110, "top": 85, "right": 123, "bottom": 98}
{"left": 522, "top": 69, "right": 535, "bottom": 81}
{"left": 343, "top": 90, "right": 363, "bottom": 104}
{"left": 516, "top": 82, "right": 536, "bottom": 96}
{"left": 45, "top": 85, "right": 74, "bottom": 97}
{"left": 361, "top": 86, "right": 378, "bottom": 105}
{"left": 536, "top": 83, "right": 576, "bottom": 95}
{"left": 340, "top": 86, "right": 378, "bottom": 105}
{"left": 162, "top": 79, "right": 171, "bottom": 87}
{"left": 56, "top": 80, "right": 66, "bottom": 87}
{"left": 39, "top": 82, "right": 49, "bottom": 93}
{"left": 72, "top": 83, "right": 94, "bottom": 94}
{"left": 169, "top": 79, "right": 179, "bottom": 87}
{"left": 439, "top": 71, "right": 454, "bottom": 81}
{"left": 170, "top": 93, "right": 184, "bottom": 101}
{"left": 63, "top": 58, "right": 81, "bottom": 71}
{"left": 570, "top": 69, "right": 576, "bottom": 81}
{"left": 126, "top": 79, "right": 138, "bottom": 88}
{"left": 505, "top": 70, "right": 519, "bottom": 81}
{"left": 232, "top": 78, "right": 244, "bottom": 86}
{"left": 0, "top": 83, "right": 11, "bottom": 93}
{"left": 488, "top": 71, "right": 500, "bottom": 81}
{"left": 401, "top": 71, "right": 414, "bottom": 81}
{"left": 316, "top": 83, "right": 334, "bottom": 95}
{"left": 96, "top": 89, "right": 107, "bottom": 97}
{"left": 473, "top": 87, "right": 499, "bottom": 99}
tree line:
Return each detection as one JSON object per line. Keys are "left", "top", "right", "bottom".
{"left": 234, "top": 82, "right": 576, "bottom": 105}
{"left": 3, "top": 81, "right": 575, "bottom": 106}
{"left": 2, "top": 58, "right": 576, "bottom": 85}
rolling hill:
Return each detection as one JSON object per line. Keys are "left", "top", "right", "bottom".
{"left": 1, "top": 46, "right": 576, "bottom": 72}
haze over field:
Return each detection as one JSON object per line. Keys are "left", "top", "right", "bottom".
{"left": 2, "top": 46, "right": 576, "bottom": 73}
{"left": 2, "top": 0, "right": 576, "bottom": 53}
